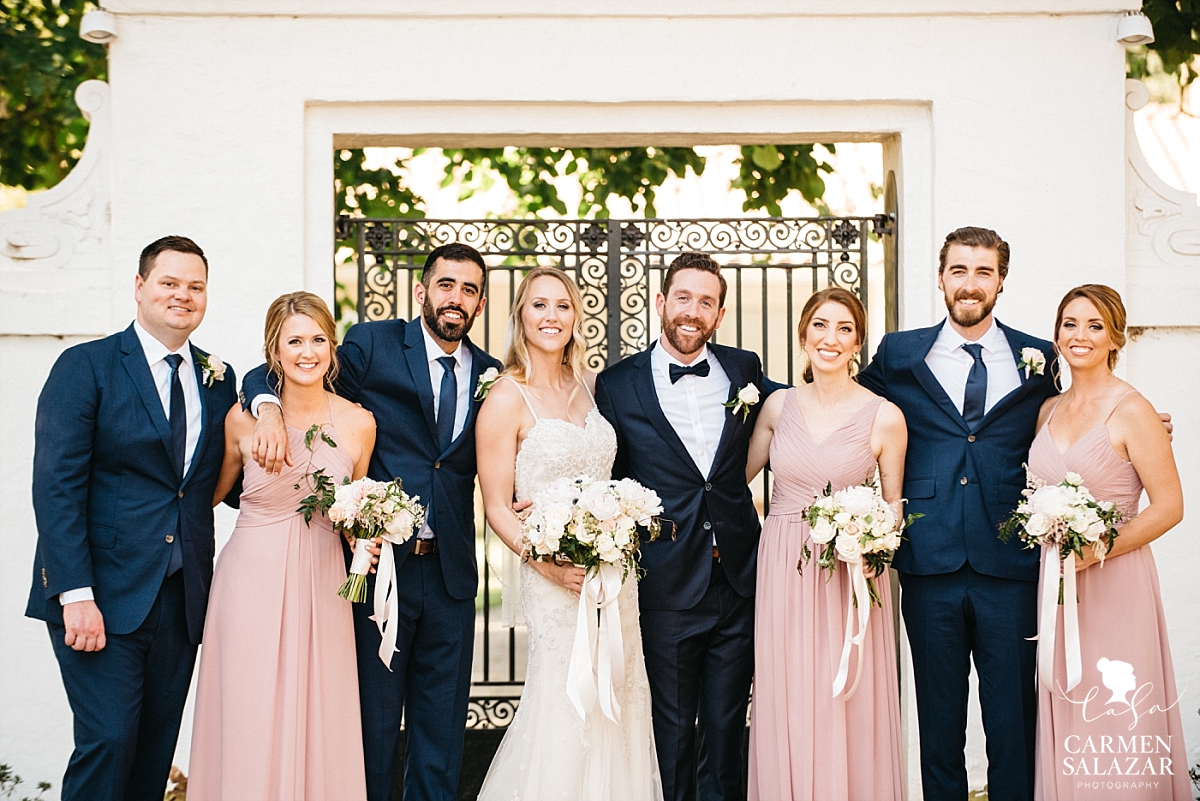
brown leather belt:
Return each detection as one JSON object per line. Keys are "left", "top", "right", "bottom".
{"left": 712, "top": 546, "right": 721, "bottom": 561}
{"left": 411, "top": 539, "right": 438, "bottom": 556}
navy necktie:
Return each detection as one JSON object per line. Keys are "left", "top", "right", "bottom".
{"left": 164, "top": 353, "right": 186, "bottom": 576}
{"left": 436, "top": 355, "right": 458, "bottom": 451}
{"left": 669, "top": 359, "right": 711, "bottom": 384}
{"left": 961, "top": 343, "right": 987, "bottom": 427}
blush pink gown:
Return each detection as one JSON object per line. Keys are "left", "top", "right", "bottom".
{"left": 748, "top": 391, "right": 904, "bottom": 801}
{"left": 188, "top": 425, "right": 367, "bottom": 801}
{"left": 1029, "top": 397, "right": 1190, "bottom": 800}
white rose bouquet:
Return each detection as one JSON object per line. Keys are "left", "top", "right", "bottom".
{"left": 329, "top": 478, "right": 424, "bottom": 603}
{"left": 800, "top": 479, "right": 920, "bottom": 607}
{"left": 999, "top": 468, "right": 1124, "bottom": 694}
{"left": 998, "top": 469, "right": 1122, "bottom": 564}
{"left": 522, "top": 475, "right": 662, "bottom": 724}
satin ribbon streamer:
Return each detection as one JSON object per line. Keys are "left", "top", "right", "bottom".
{"left": 832, "top": 559, "right": 872, "bottom": 700}
{"left": 368, "top": 534, "right": 406, "bottom": 670}
{"left": 566, "top": 562, "right": 626, "bottom": 724}
{"left": 1036, "top": 545, "right": 1082, "bottom": 693}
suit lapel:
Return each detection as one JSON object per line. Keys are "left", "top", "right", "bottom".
{"left": 440, "top": 337, "right": 489, "bottom": 458}
{"left": 910, "top": 322, "right": 971, "bottom": 434}
{"left": 979, "top": 323, "right": 1041, "bottom": 427}
{"left": 402, "top": 320, "right": 439, "bottom": 442}
{"left": 181, "top": 344, "right": 211, "bottom": 488}
{"left": 633, "top": 348, "right": 705, "bottom": 481}
{"left": 121, "top": 325, "right": 178, "bottom": 477}
{"left": 707, "top": 345, "right": 742, "bottom": 477}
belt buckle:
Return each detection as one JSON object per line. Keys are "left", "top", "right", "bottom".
{"left": 412, "top": 539, "right": 438, "bottom": 556}
{"left": 712, "top": 546, "right": 721, "bottom": 561}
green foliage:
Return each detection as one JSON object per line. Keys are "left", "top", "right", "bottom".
{"left": 335, "top": 149, "right": 425, "bottom": 219}
{"left": 0, "top": 763, "right": 51, "bottom": 801}
{"left": 733, "top": 144, "right": 836, "bottom": 217}
{"left": 294, "top": 424, "right": 338, "bottom": 524}
{"left": 0, "top": 0, "right": 105, "bottom": 190}
{"left": 1129, "top": 1, "right": 1200, "bottom": 92}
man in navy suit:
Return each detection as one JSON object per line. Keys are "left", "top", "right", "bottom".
{"left": 596, "top": 252, "right": 778, "bottom": 801}
{"left": 244, "top": 243, "right": 502, "bottom": 801}
{"left": 27, "top": 236, "right": 238, "bottom": 801}
{"left": 857, "top": 227, "right": 1056, "bottom": 801}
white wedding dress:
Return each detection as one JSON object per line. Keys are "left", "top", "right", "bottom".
{"left": 477, "top": 381, "right": 664, "bottom": 801}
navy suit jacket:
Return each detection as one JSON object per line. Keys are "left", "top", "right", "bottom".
{"left": 596, "top": 343, "right": 774, "bottom": 611}
{"left": 857, "top": 320, "right": 1057, "bottom": 583}
{"left": 26, "top": 324, "right": 238, "bottom": 644}
{"left": 242, "top": 318, "right": 501, "bottom": 601}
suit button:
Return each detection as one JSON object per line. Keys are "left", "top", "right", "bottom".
{"left": 178, "top": 490, "right": 184, "bottom": 498}
{"left": 703, "top": 521, "right": 712, "bottom": 531}
{"left": 165, "top": 534, "right": 175, "bottom": 543}
{"left": 967, "top": 435, "right": 976, "bottom": 443}
{"left": 960, "top": 476, "right": 968, "bottom": 485}
{"left": 704, "top": 483, "right": 712, "bottom": 491}
{"left": 434, "top": 461, "right": 441, "bottom": 469}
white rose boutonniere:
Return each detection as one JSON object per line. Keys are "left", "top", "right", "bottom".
{"left": 722, "top": 383, "right": 761, "bottom": 421}
{"left": 474, "top": 367, "right": 501, "bottom": 401}
{"left": 1017, "top": 347, "right": 1046, "bottom": 379}
{"left": 197, "top": 353, "right": 226, "bottom": 388}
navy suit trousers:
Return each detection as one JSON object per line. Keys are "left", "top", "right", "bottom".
{"left": 900, "top": 565, "right": 1038, "bottom": 801}
{"left": 641, "top": 560, "right": 754, "bottom": 801}
{"left": 49, "top": 572, "right": 195, "bottom": 801}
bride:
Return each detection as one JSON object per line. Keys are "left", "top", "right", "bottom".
{"left": 475, "top": 266, "right": 664, "bottom": 800}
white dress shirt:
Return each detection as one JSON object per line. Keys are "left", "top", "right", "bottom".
{"left": 650, "top": 339, "right": 730, "bottom": 480}
{"left": 62, "top": 321, "right": 202, "bottom": 606}
{"left": 924, "top": 318, "right": 1021, "bottom": 416}
{"left": 418, "top": 321, "right": 473, "bottom": 539}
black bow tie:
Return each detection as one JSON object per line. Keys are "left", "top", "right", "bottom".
{"left": 669, "top": 359, "right": 711, "bottom": 384}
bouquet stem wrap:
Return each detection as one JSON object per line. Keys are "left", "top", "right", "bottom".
{"left": 1036, "top": 545, "right": 1082, "bottom": 693}
{"left": 340, "top": 538, "right": 375, "bottom": 603}
{"left": 832, "top": 559, "right": 872, "bottom": 700}
{"left": 566, "top": 562, "right": 626, "bottom": 725}
{"left": 368, "top": 533, "right": 407, "bottom": 669}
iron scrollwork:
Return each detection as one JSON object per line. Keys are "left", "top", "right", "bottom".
{"left": 466, "top": 698, "right": 521, "bottom": 729}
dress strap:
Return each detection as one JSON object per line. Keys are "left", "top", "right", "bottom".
{"left": 499, "top": 375, "right": 540, "bottom": 420}
{"left": 580, "top": 377, "right": 597, "bottom": 408}
{"left": 1104, "top": 390, "right": 1141, "bottom": 423}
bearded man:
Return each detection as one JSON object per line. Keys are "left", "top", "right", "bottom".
{"left": 595, "top": 252, "right": 783, "bottom": 801}
{"left": 857, "top": 227, "right": 1057, "bottom": 801}
{"left": 242, "top": 243, "right": 502, "bottom": 801}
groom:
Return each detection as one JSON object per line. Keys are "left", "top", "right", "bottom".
{"left": 244, "top": 243, "right": 502, "bottom": 801}
{"left": 596, "top": 252, "right": 779, "bottom": 801}
{"left": 857, "top": 227, "right": 1056, "bottom": 800}
{"left": 27, "top": 236, "right": 238, "bottom": 801}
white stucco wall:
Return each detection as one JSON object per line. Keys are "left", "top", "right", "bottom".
{"left": 3, "top": 3, "right": 1196, "bottom": 798}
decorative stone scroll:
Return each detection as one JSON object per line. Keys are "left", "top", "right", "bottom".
{"left": 0, "top": 80, "right": 113, "bottom": 335}
{"left": 1125, "top": 78, "right": 1200, "bottom": 328}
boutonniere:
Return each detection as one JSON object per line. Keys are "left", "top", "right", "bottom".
{"left": 474, "top": 367, "right": 501, "bottom": 401}
{"left": 197, "top": 352, "right": 226, "bottom": 388}
{"left": 1017, "top": 347, "right": 1046, "bottom": 379}
{"left": 723, "top": 383, "right": 761, "bottom": 421}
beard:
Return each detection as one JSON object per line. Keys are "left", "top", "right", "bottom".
{"left": 945, "top": 289, "right": 997, "bottom": 329}
{"left": 422, "top": 297, "right": 475, "bottom": 342}
{"left": 662, "top": 312, "right": 716, "bottom": 356}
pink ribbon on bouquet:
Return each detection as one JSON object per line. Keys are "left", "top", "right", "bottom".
{"left": 832, "top": 558, "right": 872, "bottom": 700}
{"left": 566, "top": 562, "right": 626, "bottom": 724}
{"left": 1035, "top": 545, "right": 1082, "bottom": 693}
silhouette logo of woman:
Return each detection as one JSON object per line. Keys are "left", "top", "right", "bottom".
{"left": 1096, "top": 657, "right": 1136, "bottom": 707}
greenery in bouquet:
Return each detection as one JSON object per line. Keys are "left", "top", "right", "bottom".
{"left": 799, "top": 480, "right": 921, "bottom": 606}
{"left": 998, "top": 469, "right": 1123, "bottom": 564}
{"left": 522, "top": 475, "right": 663, "bottom": 582}
{"left": 329, "top": 477, "right": 425, "bottom": 602}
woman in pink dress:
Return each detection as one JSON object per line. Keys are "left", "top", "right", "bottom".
{"left": 189, "top": 292, "right": 377, "bottom": 801}
{"left": 1029, "top": 285, "right": 1187, "bottom": 801}
{"left": 746, "top": 287, "right": 908, "bottom": 801}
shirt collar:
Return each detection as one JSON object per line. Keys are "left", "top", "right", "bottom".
{"left": 133, "top": 319, "right": 193, "bottom": 368}
{"left": 937, "top": 317, "right": 1007, "bottom": 355}
{"left": 420, "top": 318, "right": 465, "bottom": 366}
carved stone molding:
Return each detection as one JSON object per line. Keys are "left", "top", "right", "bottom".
{"left": 0, "top": 80, "right": 113, "bottom": 336}
{"left": 1125, "top": 78, "right": 1200, "bottom": 327}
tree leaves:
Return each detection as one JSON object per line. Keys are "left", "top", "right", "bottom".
{"left": 733, "top": 144, "right": 836, "bottom": 217}
{"left": 1131, "top": 1, "right": 1200, "bottom": 92}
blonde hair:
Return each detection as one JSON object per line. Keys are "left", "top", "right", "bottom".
{"left": 797, "top": 287, "right": 867, "bottom": 383}
{"left": 502, "top": 267, "right": 587, "bottom": 386}
{"left": 1054, "top": 284, "right": 1126, "bottom": 371}
{"left": 264, "top": 291, "right": 340, "bottom": 388}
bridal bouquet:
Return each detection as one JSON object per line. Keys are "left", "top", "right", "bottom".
{"left": 998, "top": 470, "right": 1121, "bottom": 563}
{"left": 800, "top": 480, "right": 919, "bottom": 607}
{"left": 998, "top": 469, "right": 1123, "bottom": 694}
{"left": 800, "top": 479, "right": 920, "bottom": 699}
{"left": 329, "top": 478, "right": 424, "bottom": 602}
{"left": 522, "top": 475, "right": 662, "bottom": 724}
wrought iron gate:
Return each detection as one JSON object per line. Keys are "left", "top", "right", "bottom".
{"left": 334, "top": 212, "right": 897, "bottom": 728}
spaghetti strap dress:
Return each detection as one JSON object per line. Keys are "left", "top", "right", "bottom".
{"left": 748, "top": 389, "right": 904, "bottom": 801}
{"left": 1029, "top": 393, "right": 1189, "bottom": 800}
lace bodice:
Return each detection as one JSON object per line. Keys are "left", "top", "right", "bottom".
{"left": 512, "top": 394, "right": 618, "bottom": 502}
